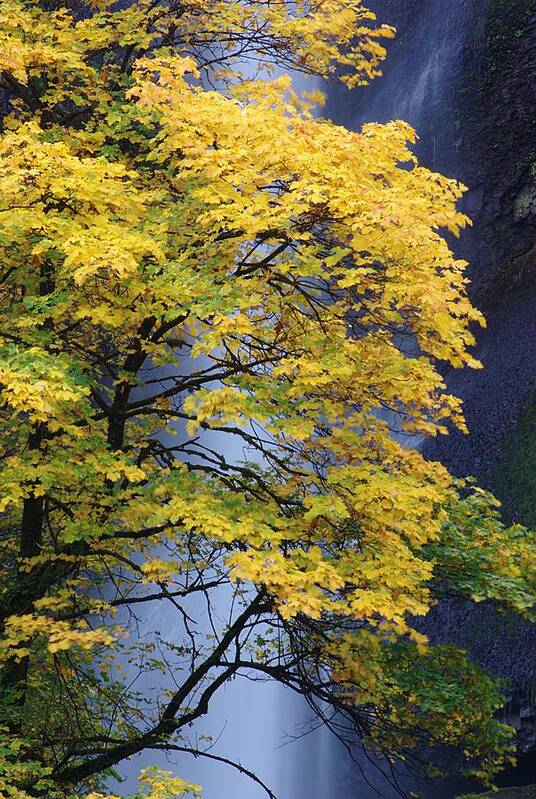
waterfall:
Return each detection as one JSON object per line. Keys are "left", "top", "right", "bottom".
{"left": 116, "top": 3, "right": 477, "bottom": 797}
{"left": 356, "top": 0, "right": 471, "bottom": 129}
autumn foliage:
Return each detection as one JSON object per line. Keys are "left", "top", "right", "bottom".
{"left": 0, "top": 1, "right": 534, "bottom": 797}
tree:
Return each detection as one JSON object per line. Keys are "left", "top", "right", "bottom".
{"left": 0, "top": 1, "right": 534, "bottom": 797}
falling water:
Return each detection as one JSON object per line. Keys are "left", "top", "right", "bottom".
{"left": 358, "top": 1, "right": 471, "bottom": 128}
{"left": 117, "top": 3, "right": 478, "bottom": 797}
{"left": 328, "top": 0, "right": 476, "bottom": 177}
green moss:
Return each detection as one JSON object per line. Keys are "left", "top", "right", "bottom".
{"left": 492, "top": 392, "right": 536, "bottom": 526}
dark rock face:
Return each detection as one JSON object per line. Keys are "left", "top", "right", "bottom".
{"left": 458, "top": 0, "right": 536, "bottom": 299}
{"left": 421, "top": 286, "right": 536, "bottom": 487}
{"left": 420, "top": 0, "right": 536, "bottom": 506}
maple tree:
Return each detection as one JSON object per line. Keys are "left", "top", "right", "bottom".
{"left": 0, "top": 1, "right": 534, "bottom": 797}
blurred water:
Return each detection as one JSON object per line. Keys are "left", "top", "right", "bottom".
{"left": 355, "top": 0, "right": 472, "bottom": 131}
